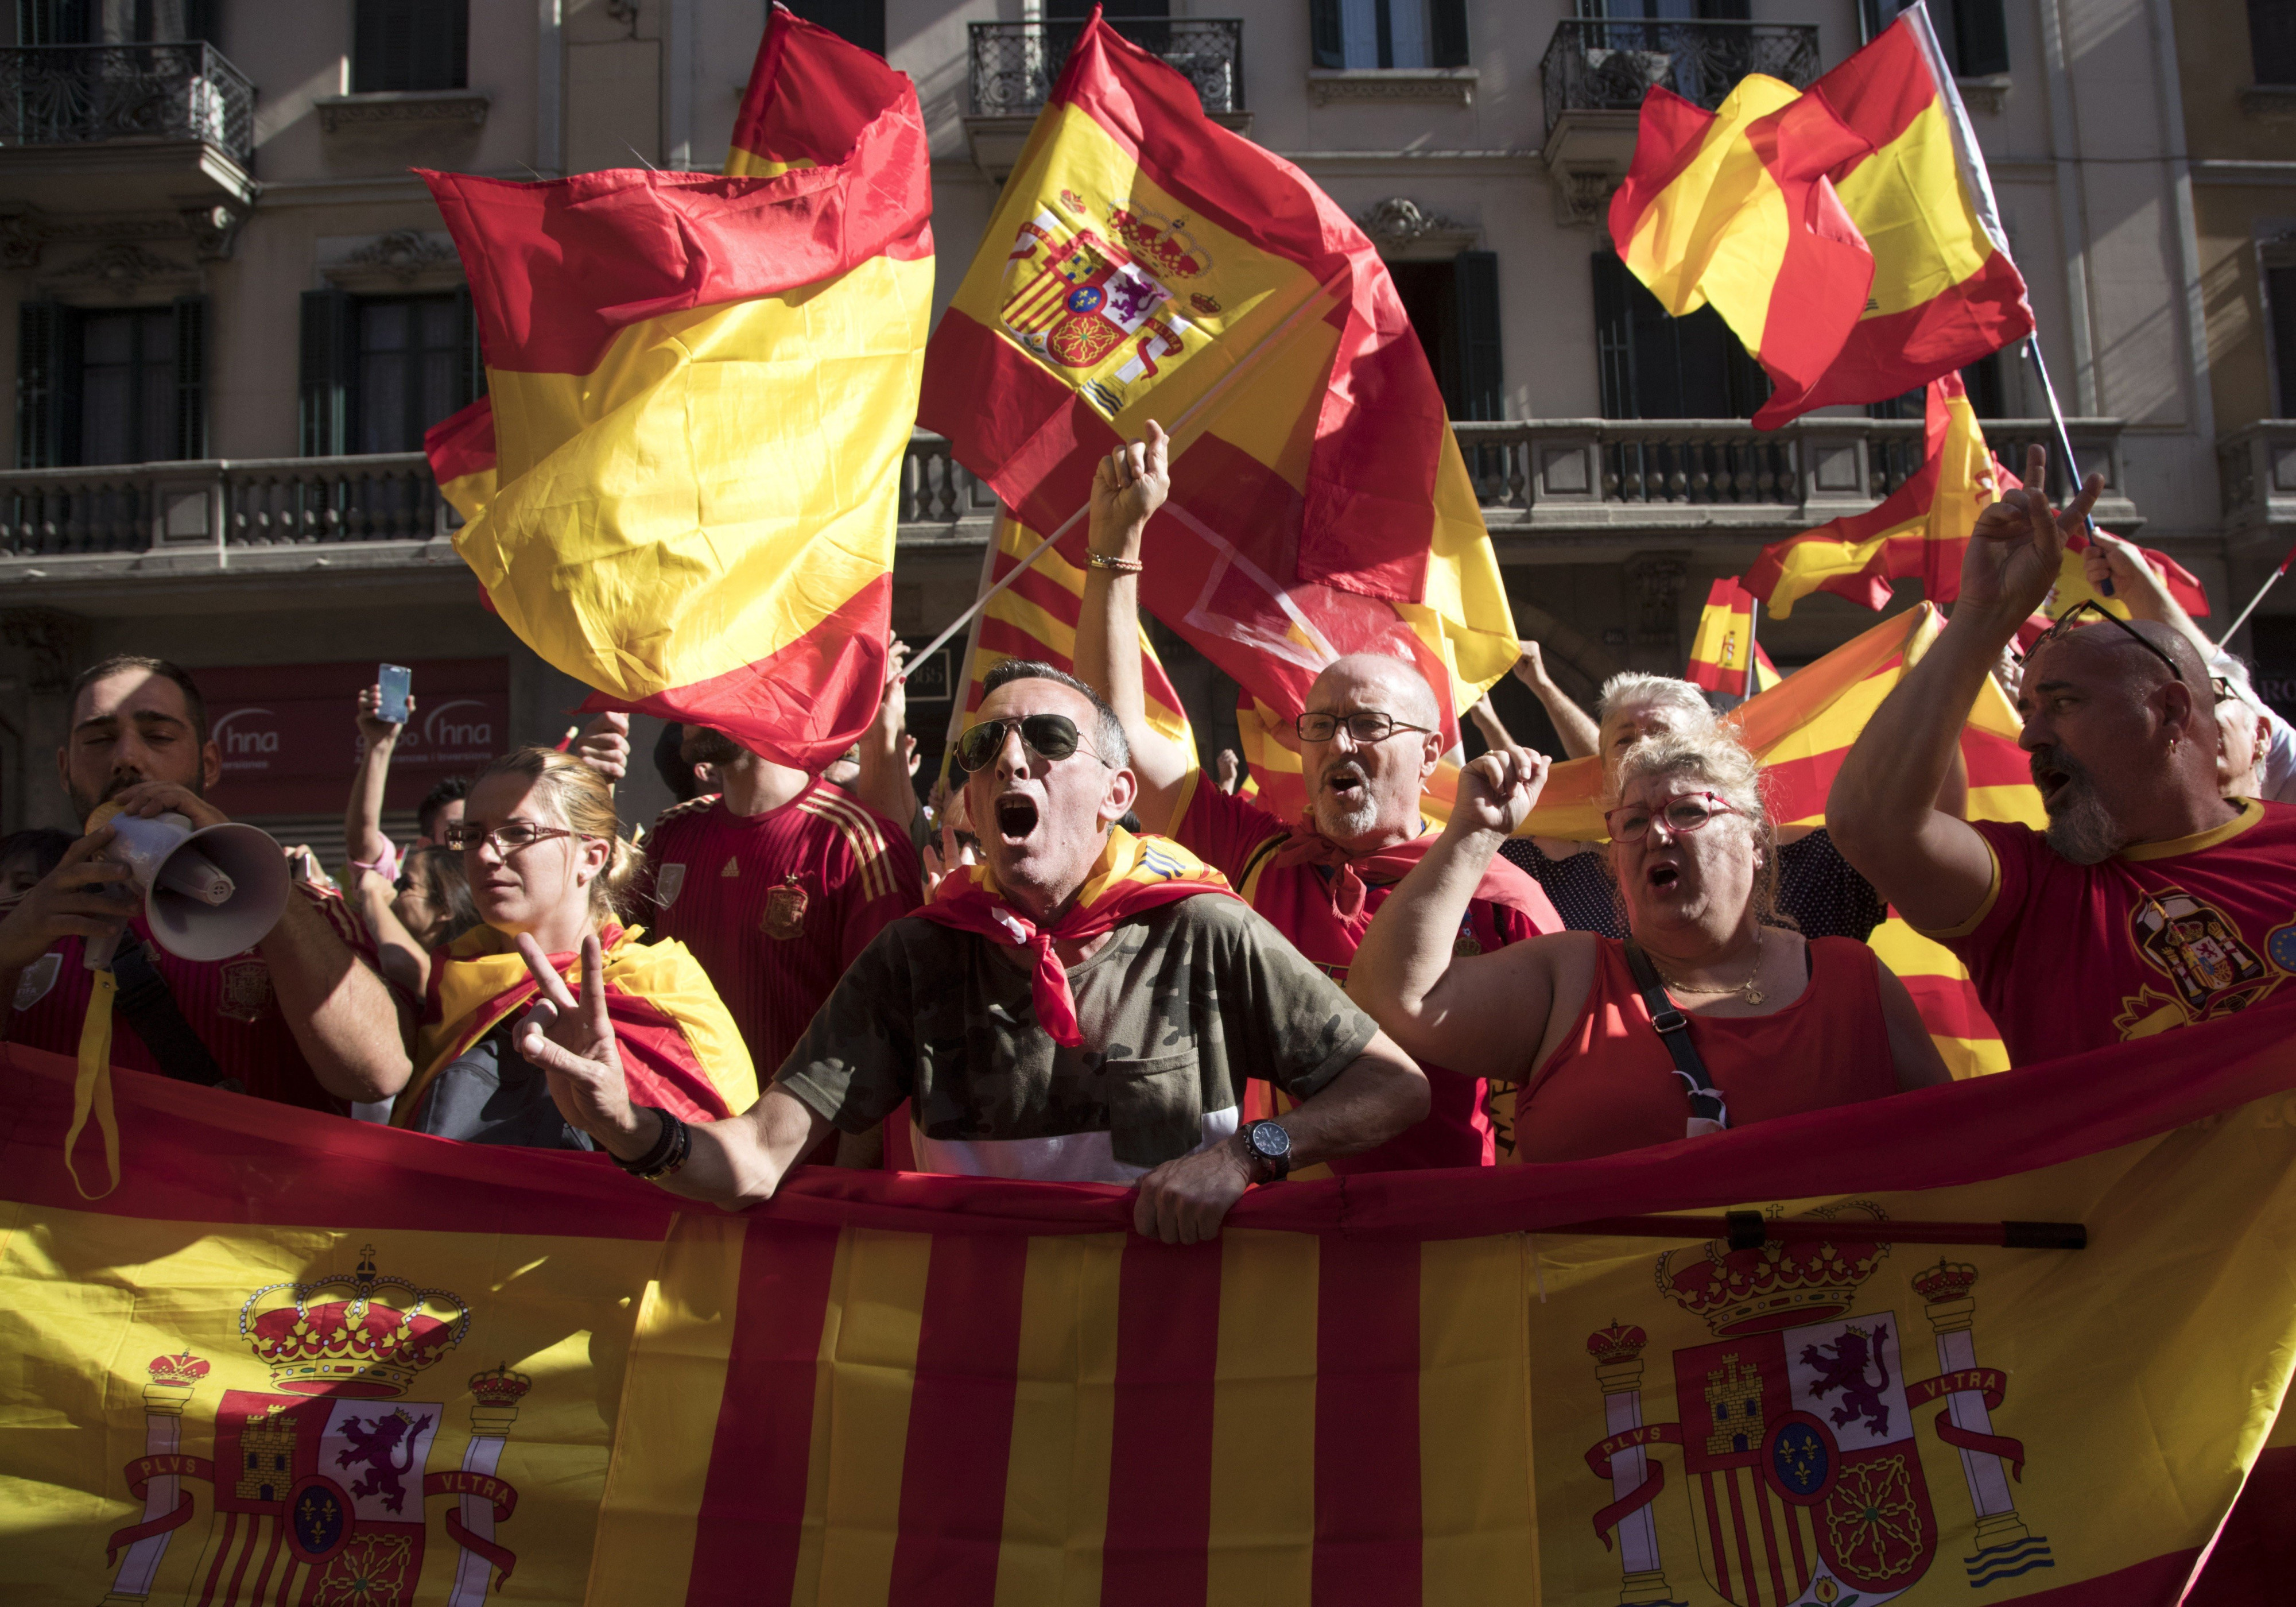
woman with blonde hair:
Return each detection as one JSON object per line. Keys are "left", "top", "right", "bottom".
{"left": 393, "top": 746, "right": 758, "bottom": 1147}
{"left": 1352, "top": 724, "right": 1946, "bottom": 1163}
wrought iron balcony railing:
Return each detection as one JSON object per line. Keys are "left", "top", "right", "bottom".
{"left": 1540, "top": 18, "right": 1820, "bottom": 138}
{"left": 0, "top": 42, "right": 255, "bottom": 166}
{"left": 969, "top": 18, "right": 1243, "bottom": 119}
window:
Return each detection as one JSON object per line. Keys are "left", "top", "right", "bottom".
{"left": 781, "top": 0, "right": 887, "bottom": 57}
{"left": 2268, "top": 261, "right": 2296, "bottom": 418}
{"left": 14, "top": 298, "right": 206, "bottom": 468}
{"left": 299, "top": 287, "right": 483, "bottom": 457}
{"left": 1591, "top": 252, "right": 1768, "bottom": 419}
{"left": 1389, "top": 252, "right": 1503, "bottom": 422}
{"left": 1310, "top": 0, "right": 1469, "bottom": 71}
{"left": 2257, "top": 1, "right": 2296, "bottom": 86}
{"left": 1865, "top": 353, "right": 2015, "bottom": 421}
{"left": 1862, "top": 0, "right": 2007, "bottom": 78}
{"left": 352, "top": 0, "right": 468, "bottom": 94}
{"left": 18, "top": 0, "right": 215, "bottom": 42}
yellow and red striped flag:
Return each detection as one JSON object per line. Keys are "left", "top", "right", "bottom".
{"left": 957, "top": 513, "right": 1198, "bottom": 777}
{"left": 1754, "top": 6, "right": 2034, "bottom": 425}
{"left": 421, "top": 11, "right": 932, "bottom": 769}
{"left": 1607, "top": 78, "right": 1875, "bottom": 415}
{"left": 920, "top": 16, "right": 1518, "bottom": 752}
{"left": 1747, "top": 374, "right": 2002, "bottom": 617}
{"left": 423, "top": 395, "right": 496, "bottom": 526}
{"left": 11, "top": 1005, "right": 2296, "bottom": 1602}
{"left": 1684, "top": 577, "right": 1781, "bottom": 699}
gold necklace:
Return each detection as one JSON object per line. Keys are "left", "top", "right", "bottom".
{"left": 1651, "top": 933, "right": 1766, "bottom": 1005}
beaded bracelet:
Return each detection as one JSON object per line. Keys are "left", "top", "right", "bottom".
{"left": 1085, "top": 551, "right": 1145, "bottom": 575}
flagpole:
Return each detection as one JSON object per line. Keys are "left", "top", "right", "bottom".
{"left": 938, "top": 507, "right": 1011, "bottom": 775}
{"left": 906, "top": 264, "right": 1358, "bottom": 672}
{"left": 1744, "top": 594, "right": 1760, "bottom": 703}
{"left": 2216, "top": 539, "right": 2296, "bottom": 645}
{"left": 2022, "top": 338, "right": 2108, "bottom": 592}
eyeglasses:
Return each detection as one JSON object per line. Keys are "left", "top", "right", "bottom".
{"left": 2028, "top": 600, "right": 2226, "bottom": 703}
{"left": 952, "top": 713, "right": 1107, "bottom": 775}
{"left": 1603, "top": 792, "right": 1741, "bottom": 845}
{"left": 1293, "top": 710, "right": 1437, "bottom": 745}
{"left": 444, "top": 821, "right": 580, "bottom": 855}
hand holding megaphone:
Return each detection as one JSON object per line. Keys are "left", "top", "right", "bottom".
{"left": 80, "top": 792, "right": 292, "bottom": 970}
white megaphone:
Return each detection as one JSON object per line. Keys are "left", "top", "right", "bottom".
{"left": 83, "top": 804, "right": 293, "bottom": 971}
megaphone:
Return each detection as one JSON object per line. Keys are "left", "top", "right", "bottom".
{"left": 83, "top": 806, "right": 293, "bottom": 970}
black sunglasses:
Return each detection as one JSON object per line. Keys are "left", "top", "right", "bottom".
{"left": 952, "top": 713, "right": 1106, "bottom": 775}
{"left": 2029, "top": 600, "right": 2226, "bottom": 703}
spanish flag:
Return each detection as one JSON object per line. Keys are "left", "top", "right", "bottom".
{"left": 957, "top": 512, "right": 1198, "bottom": 777}
{"left": 1747, "top": 375, "right": 2001, "bottom": 617}
{"left": 1607, "top": 78, "right": 1874, "bottom": 416}
{"left": 920, "top": 13, "right": 1519, "bottom": 750}
{"left": 1753, "top": 5, "right": 2034, "bottom": 426}
{"left": 11, "top": 999, "right": 2296, "bottom": 1602}
{"left": 421, "top": 10, "right": 932, "bottom": 770}
{"left": 1684, "top": 577, "right": 1781, "bottom": 700}
{"left": 423, "top": 394, "right": 496, "bottom": 526}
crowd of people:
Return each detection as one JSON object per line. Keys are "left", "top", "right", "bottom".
{"left": 3, "top": 432, "right": 2294, "bottom": 1245}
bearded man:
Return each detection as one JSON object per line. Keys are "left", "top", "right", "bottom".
{"left": 515, "top": 661, "right": 1428, "bottom": 1242}
{"left": 1829, "top": 446, "right": 2296, "bottom": 1064}
{"left": 1071, "top": 425, "right": 1561, "bottom": 1171}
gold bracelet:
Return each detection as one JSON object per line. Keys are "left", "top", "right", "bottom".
{"left": 1085, "top": 551, "right": 1144, "bottom": 574}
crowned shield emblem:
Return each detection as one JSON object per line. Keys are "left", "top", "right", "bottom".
{"left": 655, "top": 862, "right": 687, "bottom": 910}
{"left": 763, "top": 874, "right": 809, "bottom": 941}
{"left": 216, "top": 954, "right": 273, "bottom": 1024}
{"left": 996, "top": 199, "right": 1211, "bottom": 419}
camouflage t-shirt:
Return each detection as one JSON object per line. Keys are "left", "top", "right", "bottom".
{"left": 773, "top": 895, "right": 1378, "bottom": 1182}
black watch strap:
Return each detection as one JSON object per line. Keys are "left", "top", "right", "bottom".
{"left": 1240, "top": 1118, "right": 1292, "bottom": 1183}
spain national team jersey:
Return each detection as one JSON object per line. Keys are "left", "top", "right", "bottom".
{"left": 1174, "top": 777, "right": 1562, "bottom": 1170}
{"left": 639, "top": 780, "right": 923, "bottom": 1079}
{"left": 7, "top": 884, "right": 375, "bottom": 1112}
{"left": 1926, "top": 800, "right": 2296, "bottom": 1066}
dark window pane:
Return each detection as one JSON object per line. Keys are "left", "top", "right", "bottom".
{"left": 2254, "top": 0, "right": 2296, "bottom": 82}
{"left": 785, "top": 0, "right": 889, "bottom": 54}
{"left": 355, "top": 292, "right": 466, "bottom": 452}
{"left": 76, "top": 308, "right": 176, "bottom": 465}
{"left": 2269, "top": 264, "right": 2296, "bottom": 417}
{"left": 352, "top": 0, "right": 468, "bottom": 92}
{"left": 1390, "top": 260, "right": 1461, "bottom": 415}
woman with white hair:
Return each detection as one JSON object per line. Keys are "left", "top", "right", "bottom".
{"left": 1352, "top": 725, "right": 1947, "bottom": 1162}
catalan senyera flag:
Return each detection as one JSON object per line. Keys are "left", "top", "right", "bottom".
{"left": 920, "top": 14, "right": 1518, "bottom": 750}
{"left": 12, "top": 1000, "right": 2296, "bottom": 1603}
{"left": 958, "top": 513, "right": 1198, "bottom": 775}
{"left": 421, "top": 10, "right": 932, "bottom": 770}
{"left": 1684, "top": 577, "right": 1782, "bottom": 699}
{"left": 1753, "top": 3, "right": 2034, "bottom": 426}
{"left": 1607, "top": 78, "right": 1874, "bottom": 415}
{"left": 424, "top": 395, "right": 497, "bottom": 526}
{"left": 1747, "top": 375, "right": 2002, "bottom": 617}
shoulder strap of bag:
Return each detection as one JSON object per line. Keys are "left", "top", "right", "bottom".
{"left": 111, "top": 937, "right": 242, "bottom": 1093}
{"left": 1620, "top": 939, "right": 1728, "bottom": 1130}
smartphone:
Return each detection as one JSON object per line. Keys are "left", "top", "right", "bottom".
{"left": 378, "top": 663, "right": 412, "bottom": 725}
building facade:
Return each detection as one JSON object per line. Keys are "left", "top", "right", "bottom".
{"left": 0, "top": 0, "right": 2275, "bottom": 842}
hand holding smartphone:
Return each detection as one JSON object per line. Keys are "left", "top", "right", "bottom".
{"left": 378, "top": 663, "right": 412, "bottom": 726}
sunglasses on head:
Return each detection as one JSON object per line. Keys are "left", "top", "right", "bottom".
{"left": 952, "top": 713, "right": 1107, "bottom": 775}
{"left": 2028, "top": 600, "right": 2228, "bottom": 703}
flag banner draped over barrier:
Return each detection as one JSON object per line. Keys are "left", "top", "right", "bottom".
{"left": 6, "top": 1008, "right": 2296, "bottom": 1604}
{"left": 421, "top": 11, "right": 933, "bottom": 771}
{"left": 919, "top": 14, "right": 1518, "bottom": 746}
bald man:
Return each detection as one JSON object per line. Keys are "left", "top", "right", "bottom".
{"left": 1829, "top": 446, "right": 2296, "bottom": 1064}
{"left": 1073, "top": 424, "right": 1561, "bottom": 1171}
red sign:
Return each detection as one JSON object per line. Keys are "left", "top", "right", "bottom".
{"left": 196, "top": 659, "right": 510, "bottom": 817}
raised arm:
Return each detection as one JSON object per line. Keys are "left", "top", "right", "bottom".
{"left": 1513, "top": 642, "right": 1602, "bottom": 760}
{"left": 513, "top": 933, "right": 831, "bottom": 1206}
{"left": 345, "top": 686, "right": 401, "bottom": 875}
{"left": 1072, "top": 420, "right": 1192, "bottom": 831}
{"left": 1347, "top": 749, "right": 1558, "bottom": 1081}
{"left": 1826, "top": 446, "right": 2101, "bottom": 932}
{"left": 852, "top": 638, "right": 923, "bottom": 835}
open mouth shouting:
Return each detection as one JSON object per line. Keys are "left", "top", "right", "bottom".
{"left": 1320, "top": 761, "right": 1368, "bottom": 806}
{"left": 1643, "top": 855, "right": 1685, "bottom": 895}
{"left": 992, "top": 791, "right": 1042, "bottom": 847}
{"left": 2029, "top": 750, "right": 2077, "bottom": 814}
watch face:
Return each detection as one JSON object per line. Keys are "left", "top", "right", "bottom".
{"left": 1250, "top": 1122, "right": 1291, "bottom": 1159}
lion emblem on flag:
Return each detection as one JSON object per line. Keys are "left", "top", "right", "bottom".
{"left": 996, "top": 196, "right": 1213, "bottom": 417}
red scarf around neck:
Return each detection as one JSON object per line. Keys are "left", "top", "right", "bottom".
{"left": 1269, "top": 814, "right": 1552, "bottom": 924}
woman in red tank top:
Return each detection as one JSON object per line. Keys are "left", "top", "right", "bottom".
{"left": 1350, "top": 727, "right": 1948, "bottom": 1161}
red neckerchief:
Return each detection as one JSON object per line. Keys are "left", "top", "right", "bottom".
{"left": 1269, "top": 815, "right": 1550, "bottom": 924}
{"left": 916, "top": 828, "right": 1237, "bottom": 1047}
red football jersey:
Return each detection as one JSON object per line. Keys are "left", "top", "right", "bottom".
{"left": 7, "top": 883, "right": 377, "bottom": 1111}
{"left": 1175, "top": 778, "right": 1562, "bottom": 1170}
{"left": 639, "top": 780, "right": 922, "bottom": 1079}
{"left": 1930, "top": 800, "right": 2296, "bottom": 1065}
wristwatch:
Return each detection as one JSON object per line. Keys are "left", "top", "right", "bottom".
{"left": 1240, "top": 1119, "right": 1292, "bottom": 1184}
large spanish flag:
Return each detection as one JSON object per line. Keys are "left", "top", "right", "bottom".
{"left": 1607, "top": 78, "right": 1874, "bottom": 414}
{"left": 10, "top": 1000, "right": 2296, "bottom": 1601}
{"left": 920, "top": 13, "right": 1518, "bottom": 748}
{"left": 1753, "top": 5, "right": 2034, "bottom": 426}
{"left": 421, "top": 10, "right": 932, "bottom": 770}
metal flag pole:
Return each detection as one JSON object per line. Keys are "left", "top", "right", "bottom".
{"left": 2216, "top": 539, "right": 2296, "bottom": 646}
{"left": 2022, "top": 338, "right": 2109, "bottom": 593}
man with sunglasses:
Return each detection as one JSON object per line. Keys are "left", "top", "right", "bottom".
{"left": 513, "top": 660, "right": 1429, "bottom": 1243}
{"left": 1829, "top": 445, "right": 2296, "bottom": 1064}
{"left": 1071, "top": 424, "right": 1560, "bottom": 1172}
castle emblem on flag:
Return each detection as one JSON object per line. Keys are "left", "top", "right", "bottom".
{"left": 996, "top": 195, "right": 1213, "bottom": 419}
{"left": 99, "top": 1246, "right": 526, "bottom": 1607}
{"left": 1581, "top": 1205, "right": 2053, "bottom": 1605}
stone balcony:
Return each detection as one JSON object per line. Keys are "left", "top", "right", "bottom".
{"left": 963, "top": 17, "right": 1249, "bottom": 179}
{"left": 2220, "top": 420, "right": 2296, "bottom": 548}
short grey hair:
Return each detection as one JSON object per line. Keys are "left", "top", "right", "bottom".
{"left": 1604, "top": 726, "right": 1793, "bottom": 930}
{"left": 1596, "top": 672, "right": 1718, "bottom": 741}
{"left": 978, "top": 659, "right": 1131, "bottom": 770}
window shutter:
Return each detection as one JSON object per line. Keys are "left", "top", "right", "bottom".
{"left": 300, "top": 288, "right": 352, "bottom": 457}
{"left": 785, "top": 0, "right": 887, "bottom": 56}
{"left": 17, "top": 301, "right": 58, "bottom": 468}
{"left": 1429, "top": 0, "right": 1469, "bottom": 68}
{"left": 1453, "top": 250, "right": 1503, "bottom": 423}
{"left": 1309, "top": 0, "right": 1346, "bottom": 69}
{"left": 183, "top": 0, "right": 218, "bottom": 44}
{"left": 1591, "top": 253, "right": 1637, "bottom": 420}
{"left": 352, "top": 0, "right": 387, "bottom": 93}
{"left": 1952, "top": 0, "right": 2009, "bottom": 75}
{"left": 455, "top": 282, "right": 487, "bottom": 408}
{"left": 173, "top": 294, "right": 209, "bottom": 459}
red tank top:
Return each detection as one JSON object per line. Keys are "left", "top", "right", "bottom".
{"left": 1515, "top": 935, "right": 1898, "bottom": 1163}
